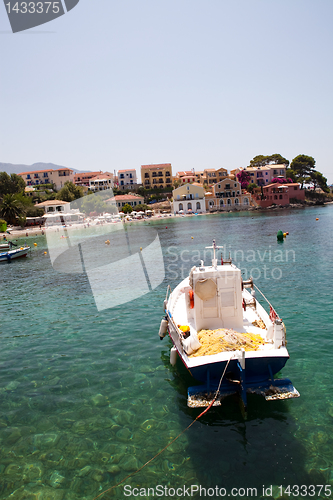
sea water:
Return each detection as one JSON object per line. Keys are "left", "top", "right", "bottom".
{"left": 0, "top": 205, "right": 332, "bottom": 499}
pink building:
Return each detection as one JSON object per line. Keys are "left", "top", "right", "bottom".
{"left": 252, "top": 183, "right": 305, "bottom": 208}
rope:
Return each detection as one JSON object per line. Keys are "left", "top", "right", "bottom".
{"left": 92, "top": 355, "right": 233, "bottom": 500}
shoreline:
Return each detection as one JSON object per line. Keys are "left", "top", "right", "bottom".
{"left": 1, "top": 201, "right": 330, "bottom": 241}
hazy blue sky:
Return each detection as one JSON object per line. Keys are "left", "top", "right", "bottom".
{"left": 1, "top": 0, "right": 332, "bottom": 182}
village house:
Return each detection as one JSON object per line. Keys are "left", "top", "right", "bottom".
{"left": 236, "top": 165, "right": 287, "bottom": 186}
{"left": 74, "top": 171, "right": 106, "bottom": 187}
{"left": 141, "top": 164, "right": 173, "bottom": 189}
{"left": 114, "top": 194, "right": 145, "bottom": 210}
{"left": 196, "top": 168, "right": 229, "bottom": 186}
{"left": 18, "top": 168, "right": 74, "bottom": 190}
{"left": 252, "top": 183, "right": 305, "bottom": 208}
{"left": 205, "top": 178, "right": 250, "bottom": 211}
{"left": 118, "top": 169, "right": 137, "bottom": 187}
{"left": 172, "top": 183, "right": 206, "bottom": 214}
{"left": 34, "top": 199, "right": 70, "bottom": 213}
{"left": 88, "top": 173, "right": 114, "bottom": 191}
{"left": 175, "top": 171, "right": 197, "bottom": 184}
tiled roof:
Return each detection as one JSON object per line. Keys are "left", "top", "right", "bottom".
{"left": 19, "top": 169, "right": 54, "bottom": 175}
{"left": 35, "top": 200, "right": 69, "bottom": 206}
{"left": 114, "top": 194, "right": 144, "bottom": 201}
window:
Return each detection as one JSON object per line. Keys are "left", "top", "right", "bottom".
{"left": 129, "top": 173, "right": 132, "bottom": 178}
{"left": 120, "top": 181, "right": 124, "bottom": 185}
{"left": 120, "top": 174, "right": 124, "bottom": 179}
{"left": 227, "top": 199, "right": 231, "bottom": 205}
{"left": 195, "top": 193, "right": 198, "bottom": 198}
{"left": 220, "top": 199, "right": 224, "bottom": 206}
{"left": 226, "top": 184, "right": 230, "bottom": 189}
{"left": 196, "top": 202, "right": 201, "bottom": 210}
{"left": 244, "top": 198, "right": 249, "bottom": 205}
{"left": 177, "top": 195, "right": 180, "bottom": 200}
{"left": 166, "top": 171, "right": 170, "bottom": 177}
{"left": 179, "top": 203, "right": 183, "bottom": 210}
{"left": 160, "top": 184, "right": 164, "bottom": 189}
{"left": 187, "top": 202, "right": 192, "bottom": 210}
{"left": 43, "top": 172, "right": 48, "bottom": 178}
{"left": 145, "top": 173, "right": 149, "bottom": 178}
{"left": 27, "top": 174, "right": 31, "bottom": 179}
{"left": 235, "top": 198, "right": 239, "bottom": 205}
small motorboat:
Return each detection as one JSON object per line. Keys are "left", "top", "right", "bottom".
{"left": 0, "top": 241, "right": 17, "bottom": 251}
{"left": 159, "top": 240, "right": 299, "bottom": 411}
{"left": 0, "top": 246, "right": 30, "bottom": 263}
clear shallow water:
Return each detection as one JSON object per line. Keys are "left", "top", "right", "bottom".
{"left": 1, "top": 206, "right": 333, "bottom": 500}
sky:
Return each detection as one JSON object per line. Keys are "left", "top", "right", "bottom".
{"left": 1, "top": 0, "right": 332, "bottom": 183}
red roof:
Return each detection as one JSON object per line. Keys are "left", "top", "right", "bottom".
{"left": 118, "top": 169, "right": 136, "bottom": 173}
{"left": 19, "top": 168, "right": 73, "bottom": 175}
{"left": 114, "top": 194, "right": 144, "bottom": 201}
{"left": 19, "top": 169, "right": 54, "bottom": 175}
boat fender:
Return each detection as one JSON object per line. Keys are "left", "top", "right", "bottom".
{"left": 189, "top": 289, "right": 194, "bottom": 309}
{"left": 159, "top": 318, "right": 168, "bottom": 339}
{"left": 170, "top": 347, "right": 177, "bottom": 366}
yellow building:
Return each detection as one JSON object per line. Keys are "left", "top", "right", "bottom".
{"left": 196, "top": 168, "right": 229, "bottom": 185}
{"left": 206, "top": 179, "right": 250, "bottom": 211}
{"left": 141, "top": 164, "right": 173, "bottom": 189}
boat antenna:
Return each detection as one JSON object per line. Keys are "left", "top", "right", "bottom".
{"left": 205, "top": 239, "right": 223, "bottom": 269}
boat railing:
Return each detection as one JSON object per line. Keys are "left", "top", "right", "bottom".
{"left": 253, "top": 283, "right": 280, "bottom": 322}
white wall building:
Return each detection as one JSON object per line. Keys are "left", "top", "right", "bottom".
{"left": 172, "top": 183, "right": 206, "bottom": 214}
{"left": 118, "top": 169, "right": 137, "bottom": 187}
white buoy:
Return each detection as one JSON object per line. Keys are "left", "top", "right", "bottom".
{"left": 170, "top": 346, "right": 178, "bottom": 366}
{"left": 159, "top": 318, "right": 168, "bottom": 339}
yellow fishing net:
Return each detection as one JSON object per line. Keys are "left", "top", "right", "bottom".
{"left": 189, "top": 328, "right": 266, "bottom": 357}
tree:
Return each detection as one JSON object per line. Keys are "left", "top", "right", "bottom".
{"left": 289, "top": 155, "right": 316, "bottom": 188}
{"left": 308, "top": 171, "right": 329, "bottom": 193}
{"left": 0, "top": 172, "right": 26, "bottom": 198}
{"left": 236, "top": 170, "right": 251, "bottom": 189}
{"left": 80, "top": 194, "right": 109, "bottom": 215}
{"left": 122, "top": 203, "right": 133, "bottom": 214}
{"left": 249, "top": 154, "right": 289, "bottom": 168}
{"left": 247, "top": 183, "right": 258, "bottom": 193}
{"left": 58, "top": 181, "right": 84, "bottom": 202}
{"left": 0, "top": 193, "right": 25, "bottom": 224}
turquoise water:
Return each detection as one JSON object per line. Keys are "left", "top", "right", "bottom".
{"left": 1, "top": 206, "right": 333, "bottom": 500}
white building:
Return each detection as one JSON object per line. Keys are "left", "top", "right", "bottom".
{"left": 34, "top": 199, "right": 70, "bottom": 213}
{"left": 89, "top": 174, "right": 114, "bottom": 191}
{"left": 172, "top": 183, "right": 206, "bottom": 214}
{"left": 118, "top": 169, "right": 137, "bottom": 187}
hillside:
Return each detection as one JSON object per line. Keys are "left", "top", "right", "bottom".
{"left": 0, "top": 162, "right": 84, "bottom": 175}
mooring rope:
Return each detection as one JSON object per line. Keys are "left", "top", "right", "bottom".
{"left": 93, "top": 355, "right": 233, "bottom": 500}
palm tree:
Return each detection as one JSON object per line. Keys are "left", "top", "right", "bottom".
{"left": 0, "top": 194, "right": 24, "bottom": 225}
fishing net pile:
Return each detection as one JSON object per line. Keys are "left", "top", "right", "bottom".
{"left": 189, "top": 328, "right": 266, "bottom": 357}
